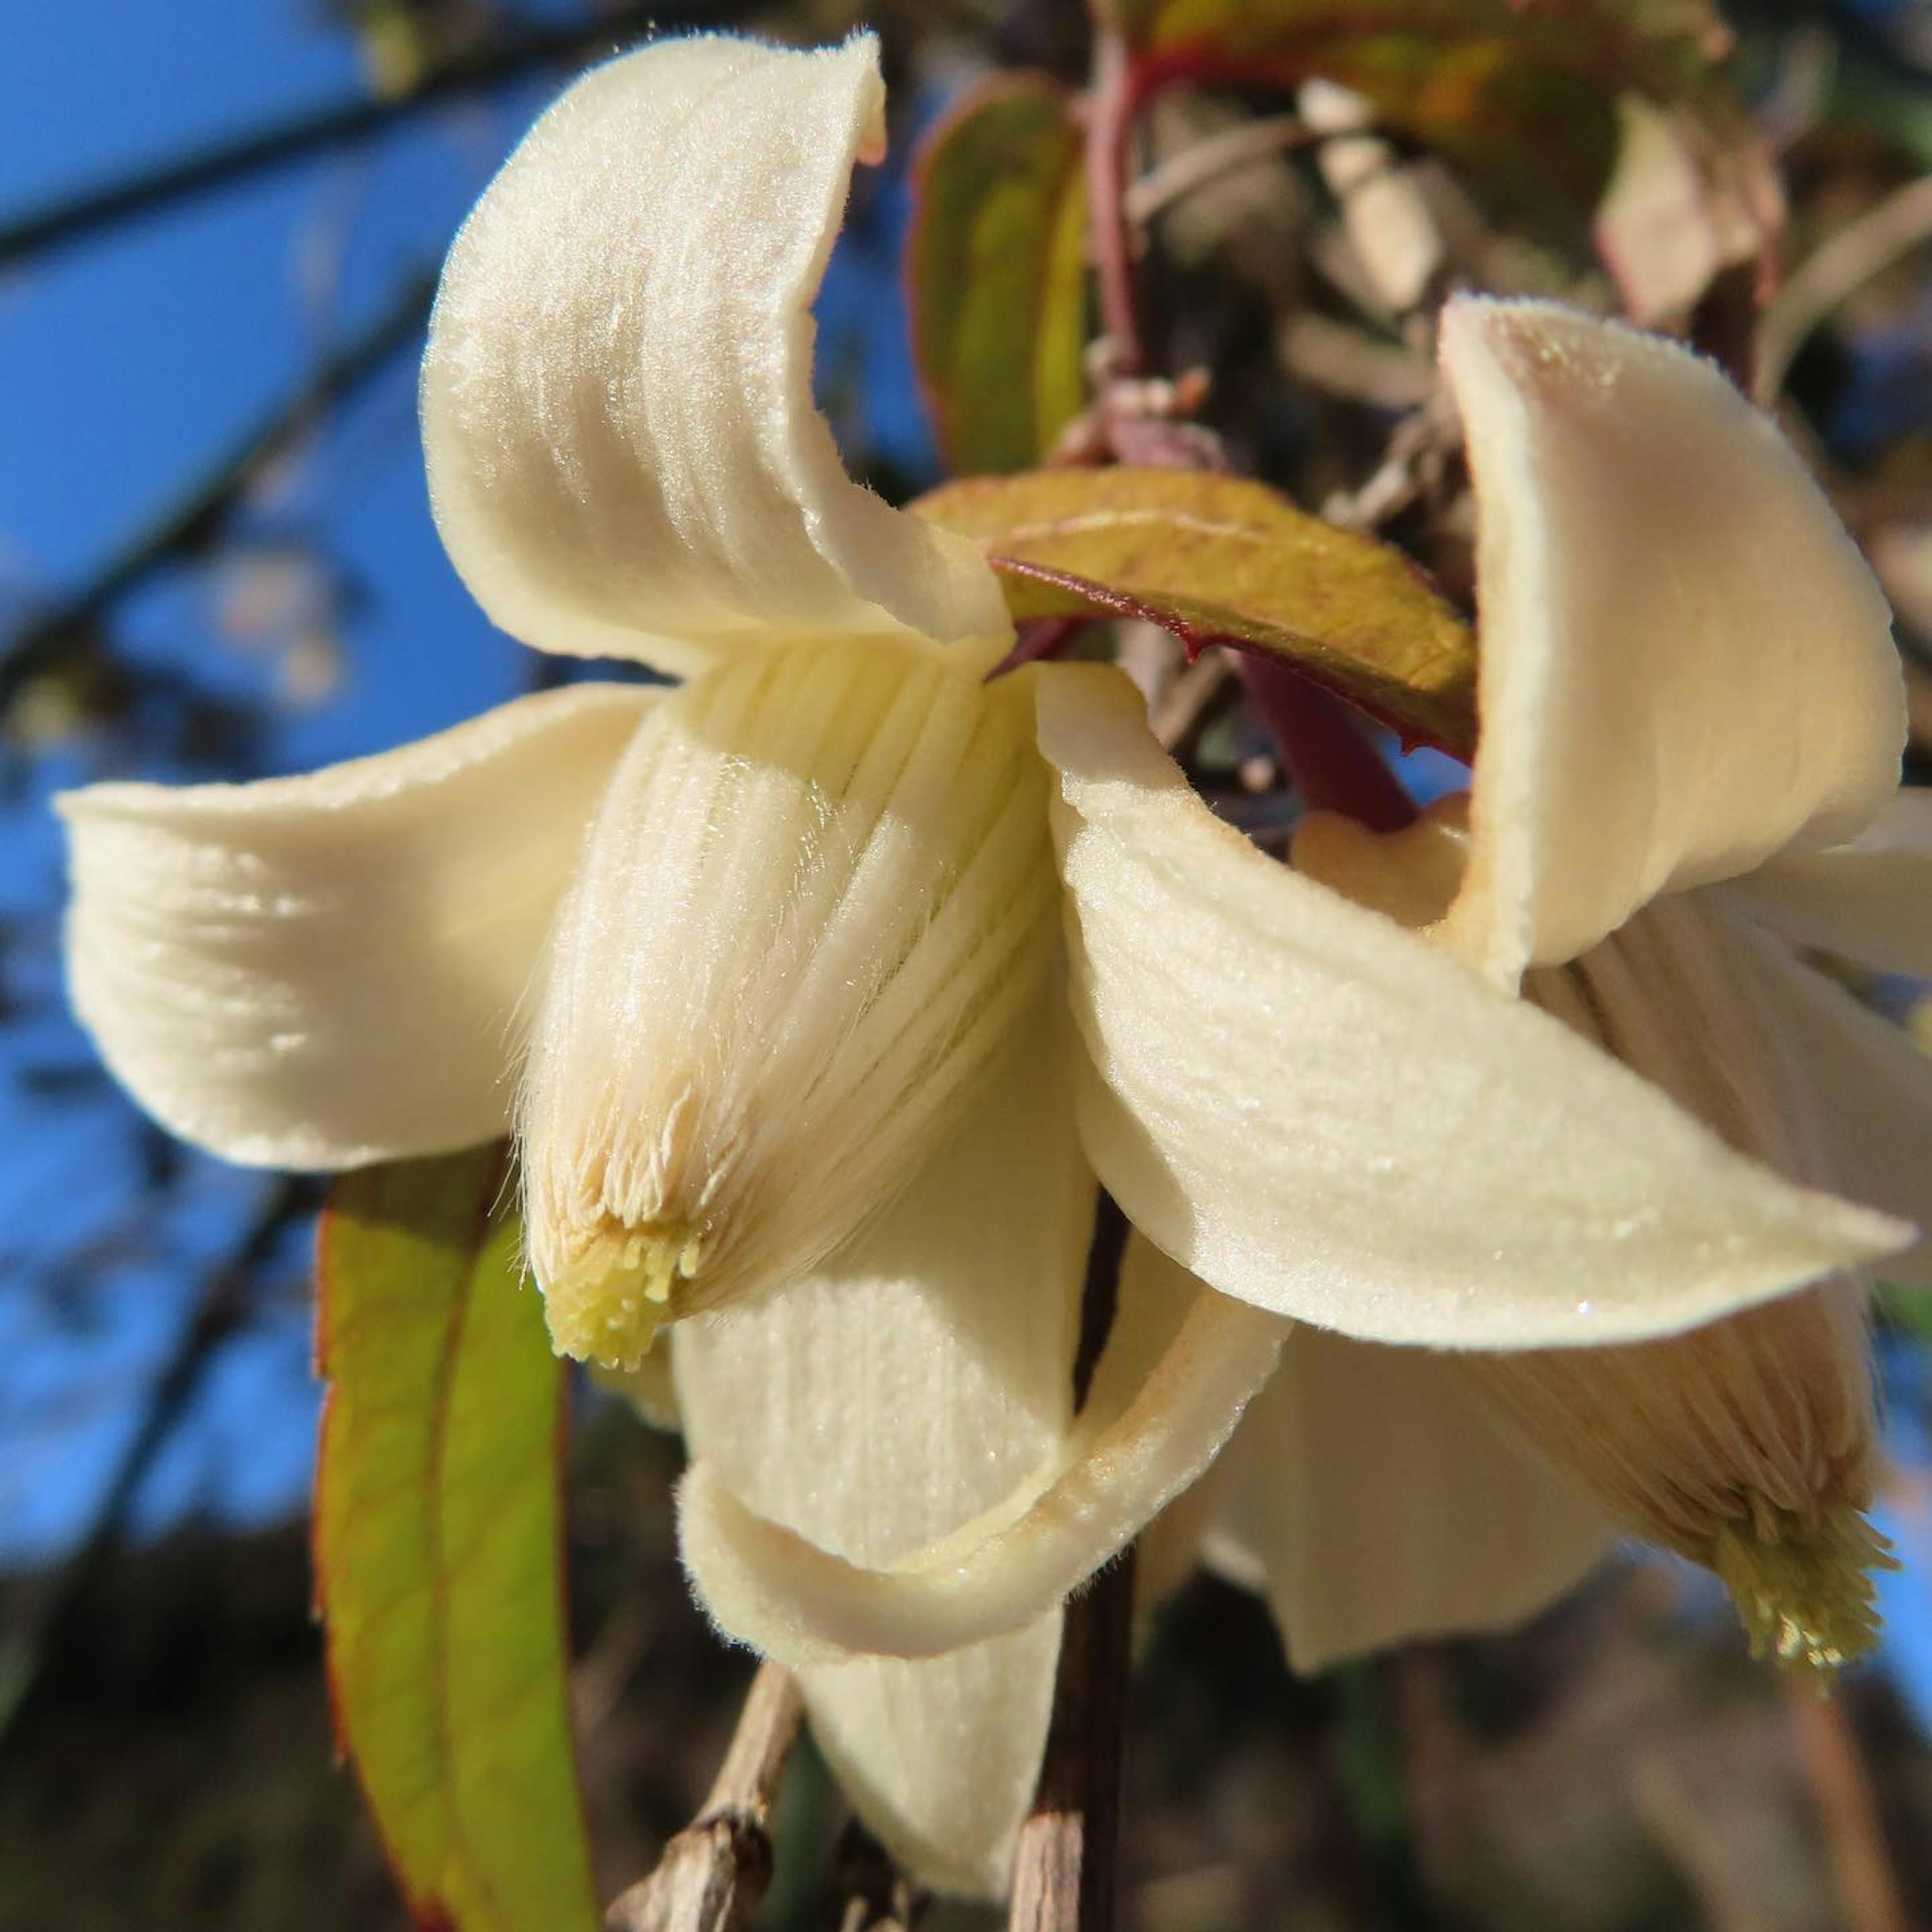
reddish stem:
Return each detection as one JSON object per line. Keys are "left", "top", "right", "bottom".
{"left": 1086, "top": 27, "right": 1144, "bottom": 375}
{"left": 1236, "top": 651, "right": 1417, "bottom": 833}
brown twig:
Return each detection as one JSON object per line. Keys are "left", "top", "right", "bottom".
{"left": 606, "top": 1661, "right": 806, "bottom": 1932}
{"left": 1007, "top": 1549, "right": 1137, "bottom": 1932}
{"left": 1786, "top": 1683, "right": 1911, "bottom": 1932}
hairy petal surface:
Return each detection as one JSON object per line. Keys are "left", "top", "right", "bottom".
{"left": 673, "top": 1009, "right": 1092, "bottom": 1896}
{"left": 520, "top": 639, "right": 1059, "bottom": 1367}
{"left": 422, "top": 34, "right": 1009, "bottom": 677}
{"left": 1038, "top": 662, "right": 1910, "bottom": 1348}
{"left": 59, "top": 686, "right": 651, "bottom": 1169}
{"left": 1718, "top": 789, "right": 1932, "bottom": 979}
{"left": 1206, "top": 1328, "right": 1613, "bottom": 1673}
{"left": 678, "top": 1214, "right": 1285, "bottom": 1666}
{"left": 1438, "top": 297, "right": 1905, "bottom": 987}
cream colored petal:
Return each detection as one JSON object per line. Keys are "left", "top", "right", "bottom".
{"left": 521, "top": 639, "right": 1060, "bottom": 1369}
{"left": 422, "top": 34, "right": 1009, "bottom": 677}
{"left": 1207, "top": 1330, "right": 1614, "bottom": 1673}
{"left": 59, "top": 685, "right": 651, "bottom": 1168}
{"left": 1037, "top": 661, "right": 1911, "bottom": 1348}
{"left": 1718, "top": 788, "right": 1932, "bottom": 979}
{"left": 1438, "top": 297, "right": 1904, "bottom": 987}
{"left": 672, "top": 1005, "right": 1090, "bottom": 1895}
{"left": 678, "top": 1197, "right": 1285, "bottom": 1667}
{"left": 1704, "top": 904, "right": 1932, "bottom": 1287}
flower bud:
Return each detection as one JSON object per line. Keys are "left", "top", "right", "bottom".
{"left": 520, "top": 637, "right": 1059, "bottom": 1370}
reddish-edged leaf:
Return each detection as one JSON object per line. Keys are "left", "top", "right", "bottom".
{"left": 1111, "top": 0, "right": 1736, "bottom": 221}
{"left": 909, "top": 74, "right": 1090, "bottom": 473}
{"left": 315, "top": 1147, "right": 597, "bottom": 1932}
{"left": 917, "top": 466, "right": 1475, "bottom": 752}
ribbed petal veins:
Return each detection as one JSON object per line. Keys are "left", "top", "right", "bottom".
{"left": 519, "top": 638, "right": 1060, "bottom": 1367}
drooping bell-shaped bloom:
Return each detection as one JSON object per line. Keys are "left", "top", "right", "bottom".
{"left": 1204, "top": 299, "right": 1932, "bottom": 1675}
{"left": 57, "top": 36, "right": 1920, "bottom": 1891}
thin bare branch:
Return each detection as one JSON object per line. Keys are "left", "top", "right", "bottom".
{"left": 1124, "top": 112, "right": 1313, "bottom": 226}
{"left": 1755, "top": 175, "right": 1932, "bottom": 403}
{"left": 0, "top": 3, "right": 726, "bottom": 272}
{"left": 606, "top": 1661, "right": 806, "bottom": 1932}
{"left": 0, "top": 267, "right": 435, "bottom": 714}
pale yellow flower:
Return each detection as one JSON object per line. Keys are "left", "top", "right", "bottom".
{"left": 56, "top": 37, "right": 1920, "bottom": 1890}
{"left": 1198, "top": 301, "right": 1932, "bottom": 1676}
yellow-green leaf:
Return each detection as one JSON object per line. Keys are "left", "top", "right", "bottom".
{"left": 1111, "top": 0, "right": 1732, "bottom": 217}
{"left": 909, "top": 75, "right": 1090, "bottom": 473}
{"left": 917, "top": 466, "right": 1475, "bottom": 752}
{"left": 315, "top": 1148, "right": 597, "bottom": 1932}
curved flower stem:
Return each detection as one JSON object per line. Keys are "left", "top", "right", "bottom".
{"left": 605, "top": 1660, "right": 804, "bottom": 1932}
{"left": 1009, "top": 1548, "right": 1138, "bottom": 1932}
{"left": 1235, "top": 651, "right": 1418, "bottom": 834}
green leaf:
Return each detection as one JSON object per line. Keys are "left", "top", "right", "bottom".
{"left": 909, "top": 75, "right": 1090, "bottom": 474}
{"left": 1111, "top": 0, "right": 1733, "bottom": 217}
{"left": 315, "top": 1148, "right": 598, "bottom": 1932}
{"left": 917, "top": 466, "right": 1475, "bottom": 753}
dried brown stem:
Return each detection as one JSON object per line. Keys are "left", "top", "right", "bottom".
{"left": 1008, "top": 1550, "right": 1137, "bottom": 1932}
{"left": 606, "top": 1661, "right": 805, "bottom": 1932}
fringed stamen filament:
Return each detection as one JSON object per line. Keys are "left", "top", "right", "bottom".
{"left": 1712, "top": 1506, "right": 1897, "bottom": 1679}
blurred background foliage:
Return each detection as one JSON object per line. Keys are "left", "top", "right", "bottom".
{"left": 6, "top": 1, "right": 1932, "bottom": 1926}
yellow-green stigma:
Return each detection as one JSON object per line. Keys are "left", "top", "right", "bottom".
{"left": 1709, "top": 1504, "right": 1897, "bottom": 1680}
{"left": 540, "top": 1217, "right": 705, "bottom": 1373}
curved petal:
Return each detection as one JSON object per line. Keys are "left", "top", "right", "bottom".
{"left": 59, "top": 686, "right": 652, "bottom": 1168}
{"left": 1719, "top": 788, "right": 1932, "bottom": 979}
{"left": 1206, "top": 1330, "right": 1614, "bottom": 1673}
{"left": 678, "top": 1206, "right": 1285, "bottom": 1667}
{"left": 673, "top": 1002, "right": 1090, "bottom": 1893}
{"left": 1037, "top": 660, "right": 1911, "bottom": 1348}
{"left": 422, "top": 34, "right": 1010, "bottom": 678}
{"left": 1438, "top": 297, "right": 1904, "bottom": 987}
{"left": 1702, "top": 901, "right": 1932, "bottom": 1286}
